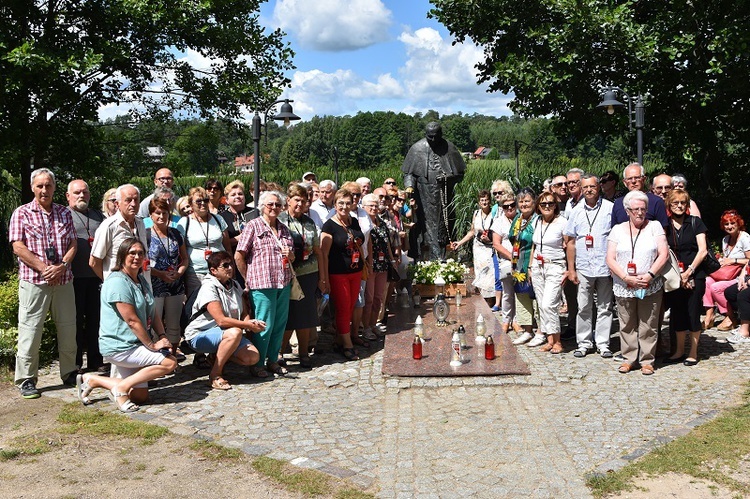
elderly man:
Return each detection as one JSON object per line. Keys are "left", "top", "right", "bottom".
{"left": 611, "top": 163, "right": 669, "bottom": 227}
{"left": 565, "top": 168, "right": 585, "bottom": 214}
{"left": 652, "top": 173, "right": 702, "bottom": 218}
{"left": 67, "top": 179, "right": 107, "bottom": 374}
{"left": 310, "top": 179, "right": 336, "bottom": 229}
{"left": 137, "top": 168, "right": 175, "bottom": 218}
{"left": 565, "top": 175, "right": 615, "bottom": 358}
{"left": 302, "top": 171, "right": 317, "bottom": 183}
{"left": 142, "top": 185, "right": 178, "bottom": 228}
{"left": 550, "top": 175, "right": 569, "bottom": 214}
{"left": 10, "top": 168, "right": 78, "bottom": 398}
{"left": 90, "top": 184, "right": 149, "bottom": 283}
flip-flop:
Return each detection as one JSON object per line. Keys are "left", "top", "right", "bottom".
{"left": 210, "top": 377, "right": 232, "bottom": 390}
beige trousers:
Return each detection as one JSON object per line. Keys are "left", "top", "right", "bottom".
{"left": 615, "top": 290, "right": 663, "bottom": 367}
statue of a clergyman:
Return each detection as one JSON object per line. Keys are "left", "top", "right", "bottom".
{"left": 402, "top": 121, "right": 466, "bottom": 261}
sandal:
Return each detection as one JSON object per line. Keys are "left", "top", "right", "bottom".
{"left": 111, "top": 388, "right": 139, "bottom": 413}
{"left": 76, "top": 374, "right": 93, "bottom": 405}
{"left": 362, "top": 328, "right": 379, "bottom": 341}
{"left": 249, "top": 366, "right": 269, "bottom": 378}
{"left": 193, "top": 353, "right": 211, "bottom": 369}
{"left": 618, "top": 363, "right": 633, "bottom": 374}
{"left": 352, "top": 336, "right": 370, "bottom": 348}
{"left": 266, "top": 362, "right": 288, "bottom": 375}
{"left": 550, "top": 343, "right": 564, "bottom": 354}
{"left": 342, "top": 348, "right": 360, "bottom": 361}
{"left": 299, "top": 356, "right": 313, "bottom": 369}
{"left": 210, "top": 376, "right": 232, "bottom": 390}
{"left": 641, "top": 365, "right": 655, "bottom": 375}
{"left": 539, "top": 343, "right": 554, "bottom": 352}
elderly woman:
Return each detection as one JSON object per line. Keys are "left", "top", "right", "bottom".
{"left": 509, "top": 188, "right": 539, "bottom": 345}
{"left": 362, "top": 192, "right": 396, "bottom": 340}
{"left": 235, "top": 190, "right": 294, "bottom": 377}
{"left": 177, "top": 187, "right": 231, "bottom": 297}
{"left": 320, "top": 189, "right": 365, "bottom": 361}
{"left": 147, "top": 198, "right": 188, "bottom": 358}
{"left": 606, "top": 190, "right": 669, "bottom": 375}
{"left": 176, "top": 196, "right": 192, "bottom": 217}
{"left": 278, "top": 184, "right": 323, "bottom": 368}
{"left": 220, "top": 180, "right": 254, "bottom": 252}
{"left": 663, "top": 189, "right": 708, "bottom": 366}
{"left": 453, "top": 190, "right": 500, "bottom": 308}
{"left": 703, "top": 210, "right": 750, "bottom": 330}
{"left": 530, "top": 191, "right": 571, "bottom": 353}
{"left": 492, "top": 193, "right": 522, "bottom": 333}
{"left": 671, "top": 173, "right": 702, "bottom": 218}
{"left": 204, "top": 179, "right": 225, "bottom": 214}
{"left": 722, "top": 266, "right": 750, "bottom": 344}
{"left": 490, "top": 179, "right": 514, "bottom": 217}
{"left": 101, "top": 188, "right": 118, "bottom": 218}
{"left": 75, "top": 238, "right": 177, "bottom": 412}
{"left": 184, "top": 251, "right": 264, "bottom": 389}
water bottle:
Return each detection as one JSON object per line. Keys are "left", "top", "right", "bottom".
{"left": 317, "top": 293, "right": 330, "bottom": 316}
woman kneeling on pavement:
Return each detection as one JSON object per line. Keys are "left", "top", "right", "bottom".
{"left": 184, "top": 251, "right": 265, "bottom": 390}
{"left": 76, "top": 238, "right": 177, "bottom": 412}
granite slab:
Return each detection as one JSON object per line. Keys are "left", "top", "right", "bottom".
{"left": 381, "top": 294, "right": 531, "bottom": 377}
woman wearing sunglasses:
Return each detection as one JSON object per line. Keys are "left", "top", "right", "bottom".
{"left": 529, "top": 191, "right": 571, "bottom": 353}
{"left": 176, "top": 187, "right": 231, "bottom": 297}
{"left": 235, "top": 191, "right": 295, "bottom": 378}
{"left": 320, "top": 189, "right": 366, "bottom": 361}
{"left": 492, "top": 193, "right": 523, "bottom": 333}
{"left": 509, "top": 188, "right": 539, "bottom": 345}
{"left": 204, "top": 179, "right": 226, "bottom": 214}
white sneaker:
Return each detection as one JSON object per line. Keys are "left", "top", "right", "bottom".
{"left": 726, "top": 332, "right": 750, "bottom": 344}
{"left": 512, "top": 331, "right": 533, "bottom": 345}
{"left": 527, "top": 334, "right": 546, "bottom": 347}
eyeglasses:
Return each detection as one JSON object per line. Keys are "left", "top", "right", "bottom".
{"left": 538, "top": 202, "right": 556, "bottom": 208}
{"left": 492, "top": 191, "right": 505, "bottom": 196}
{"left": 107, "top": 198, "right": 116, "bottom": 203}
{"left": 395, "top": 198, "right": 405, "bottom": 202}
{"left": 128, "top": 250, "right": 145, "bottom": 257}
{"left": 628, "top": 207, "right": 647, "bottom": 213}
{"left": 384, "top": 180, "right": 397, "bottom": 185}
{"left": 670, "top": 200, "right": 688, "bottom": 206}
{"left": 601, "top": 177, "right": 616, "bottom": 183}
{"left": 157, "top": 176, "right": 173, "bottom": 182}
{"left": 566, "top": 179, "right": 581, "bottom": 186}
{"left": 265, "top": 202, "right": 283, "bottom": 208}
{"left": 624, "top": 176, "right": 644, "bottom": 183}
{"left": 193, "top": 198, "right": 209, "bottom": 204}
{"left": 218, "top": 262, "right": 233, "bottom": 269}
{"left": 551, "top": 182, "right": 566, "bottom": 188}
{"left": 206, "top": 186, "right": 221, "bottom": 191}
{"left": 654, "top": 185, "right": 672, "bottom": 192}
{"left": 502, "top": 203, "right": 517, "bottom": 210}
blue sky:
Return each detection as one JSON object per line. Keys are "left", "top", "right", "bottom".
{"left": 261, "top": 0, "right": 513, "bottom": 120}
{"left": 98, "top": 0, "right": 514, "bottom": 122}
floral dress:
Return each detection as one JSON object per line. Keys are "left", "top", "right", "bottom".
{"left": 370, "top": 218, "right": 392, "bottom": 273}
{"left": 148, "top": 227, "right": 185, "bottom": 298}
{"left": 508, "top": 213, "right": 537, "bottom": 293}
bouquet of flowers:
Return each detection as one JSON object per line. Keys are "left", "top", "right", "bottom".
{"left": 408, "top": 259, "right": 469, "bottom": 284}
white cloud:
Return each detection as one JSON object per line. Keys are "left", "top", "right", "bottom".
{"left": 398, "top": 27, "right": 512, "bottom": 116}
{"left": 273, "top": 0, "right": 392, "bottom": 51}
{"left": 284, "top": 69, "right": 404, "bottom": 117}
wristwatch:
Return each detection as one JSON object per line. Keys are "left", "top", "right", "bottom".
{"left": 62, "top": 261, "right": 69, "bottom": 268}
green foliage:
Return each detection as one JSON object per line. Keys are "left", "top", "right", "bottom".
{"left": 430, "top": 0, "right": 750, "bottom": 194}
{"left": 0, "top": 273, "right": 59, "bottom": 369}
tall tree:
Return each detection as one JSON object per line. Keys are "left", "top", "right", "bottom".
{"left": 1, "top": 0, "right": 294, "bottom": 201}
{"left": 430, "top": 0, "right": 750, "bottom": 188}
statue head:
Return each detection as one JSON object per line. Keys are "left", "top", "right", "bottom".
{"left": 425, "top": 122, "right": 442, "bottom": 143}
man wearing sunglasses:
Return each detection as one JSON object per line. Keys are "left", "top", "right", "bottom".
{"left": 549, "top": 175, "right": 569, "bottom": 214}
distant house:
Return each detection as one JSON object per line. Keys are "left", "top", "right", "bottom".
{"left": 234, "top": 155, "right": 254, "bottom": 173}
{"left": 144, "top": 146, "right": 166, "bottom": 164}
{"left": 473, "top": 146, "right": 493, "bottom": 159}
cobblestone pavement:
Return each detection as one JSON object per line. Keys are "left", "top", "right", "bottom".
{"left": 36, "top": 321, "right": 750, "bottom": 498}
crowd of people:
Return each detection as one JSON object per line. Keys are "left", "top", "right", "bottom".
{"left": 10, "top": 162, "right": 749, "bottom": 407}
{"left": 457, "top": 163, "right": 749, "bottom": 376}
{"left": 10, "top": 167, "right": 412, "bottom": 410}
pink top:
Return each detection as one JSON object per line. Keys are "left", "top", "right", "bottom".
{"left": 236, "top": 217, "right": 294, "bottom": 290}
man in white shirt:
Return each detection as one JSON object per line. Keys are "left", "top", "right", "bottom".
{"left": 565, "top": 174, "right": 614, "bottom": 358}
{"left": 309, "top": 179, "right": 336, "bottom": 229}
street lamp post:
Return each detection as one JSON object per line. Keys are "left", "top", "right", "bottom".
{"left": 252, "top": 99, "right": 301, "bottom": 205}
{"left": 597, "top": 87, "right": 646, "bottom": 166}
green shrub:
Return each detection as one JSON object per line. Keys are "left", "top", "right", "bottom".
{"left": 0, "top": 272, "right": 60, "bottom": 369}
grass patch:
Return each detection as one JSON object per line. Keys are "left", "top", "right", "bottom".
{"left": 188, "top": 440, "right": 243, "bottom": 461}
{"left": 587, "top": 383, "right": 750, "bottom": 497}
{"left": 56, "top": 403, "right": 168, "bottom": 444}
{"left": 252, "top": 456, "right": 376, "bottom": 497}
{"left": 0, "top": 435, "right": 54, "bottom": 461}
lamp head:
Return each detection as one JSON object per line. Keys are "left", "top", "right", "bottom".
{"left": 597, "top": 89, "right": 624, "bottom": 114}
{"left": 273, "top": 99, "right": 301, "bottom": 128}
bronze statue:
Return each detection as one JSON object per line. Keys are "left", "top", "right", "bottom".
{"left": 402, "top": 121, "right": 465, "bottom": 261}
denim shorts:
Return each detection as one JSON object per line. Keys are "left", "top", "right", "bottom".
{"left": 189, "top": 326, "right": 252, "bottom": 354}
